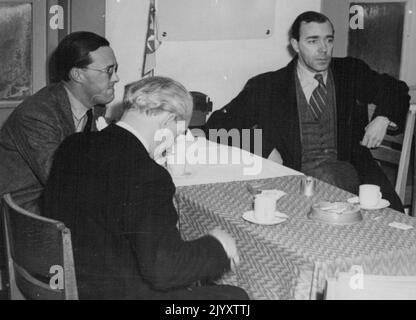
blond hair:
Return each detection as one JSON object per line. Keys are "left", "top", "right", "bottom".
{"left": 123, "top": 76, "right": 193, "bottom": 123}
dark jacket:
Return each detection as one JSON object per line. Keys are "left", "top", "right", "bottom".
{"left": 41, "top": 124, "right": 231, "bottom": 299}
{"left": 206, "top": 57, "right": 410, "bottom": 172}
{"left": 0, "top": 82, "right": 105, "bottom": 212}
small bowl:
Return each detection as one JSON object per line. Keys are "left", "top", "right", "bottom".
{"left": 308, "top": 201, "right": 362, "bottom": 225}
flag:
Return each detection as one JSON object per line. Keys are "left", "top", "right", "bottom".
{"left": 142, "top": 0, "right": 161, "bottom": 77}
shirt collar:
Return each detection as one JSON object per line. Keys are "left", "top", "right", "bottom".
{"left": 116, "top": 121, "right": 150, "bottom": 152}
{"left": 296, "top": 61, "right": 328, "bottom": 87}
{"left": 63, "top": 84, "right": 90, "bottom": 120}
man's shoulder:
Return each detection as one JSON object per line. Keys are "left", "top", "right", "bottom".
{"left": 53, "top": 128, "right": 125, "bottom": 171}
{"left": 332, "top": 56, "right": 369, "bottom": 71}
{"left": 10, "top": 83, "right": 69, "bottom": 119}
{"left": 0, "top": 83, "right": 72, "bottom": 137}
{"left": 60, "top": 125, "right": 119, "bottom": 149}
{"left": 19, "top": 82, "right": 66, "bottom": 106}
{"left": 248, "top": 70, "right": 280, "bottom": 84}
{"left": 59, "top": 125, "right": 170, "bottom": 180}
{"left": 245, "top": 60, "right": 296, "bottom": 87}
{"left": 59, "top": 124, "right": 148, "bottom": 159}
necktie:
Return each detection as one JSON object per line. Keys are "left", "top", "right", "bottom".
{"left": 83, "top": 109, "right": 93, "bottom": 132}
{"left": 309, "top": 74, "right": 327, "bottom": 120}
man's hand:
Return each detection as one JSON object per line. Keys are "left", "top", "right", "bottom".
{"left": 361, "top": 116, "right": 390, "bottom": 149}
{"left": 209, "top": 228, "right": 240, "bottom": 272}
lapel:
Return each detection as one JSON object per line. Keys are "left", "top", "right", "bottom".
{"left": 330, "top": 58, "right": 352, "bottom": 160}
{"left": 53, "top": 82, "right": 77, "bottom": 134}
{"left": 330, "top": 58, "right": 348, "bottom": 122}
{"left": 277, "top": 59, "right": 299, "bottom": 121}
{"left": 277, "top": 58, "right": 302, "bottom": 169}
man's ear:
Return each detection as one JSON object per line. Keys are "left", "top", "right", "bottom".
{"left": 290, "top": 38, "right": 300, "bottom": 54}
{"left": 69, "top": 67, "right": 84, "bottom": 84}
{"left": 160, "top": 112, "right": 176, "bottom": 128}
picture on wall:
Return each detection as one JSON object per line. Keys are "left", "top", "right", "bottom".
{"left": 0, "top": 2, "right": 32, "bottom": 101}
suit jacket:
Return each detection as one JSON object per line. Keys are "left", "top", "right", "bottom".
{"left": 0, "top": 82, "right": 105, "bottom": 212}
{"left": 41, "top": 124, "right": 231, "bottom": 299}
{"left": 206, "top": 57, "right": 410, "bottom": 174}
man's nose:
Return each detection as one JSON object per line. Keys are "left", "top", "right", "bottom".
{"left": 111, "top": 71, "right": 120, "bottom": 83}
{"left": 319, "top": 41, "right": 328, "bottom": 53}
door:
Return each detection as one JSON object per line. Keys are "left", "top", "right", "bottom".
{"left": 321, "top": 0, "right": 416, "bottom": 102}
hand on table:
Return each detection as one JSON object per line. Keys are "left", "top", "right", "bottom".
{"left": 209, "top": 228, "right": 240, "bottom": 272}
{"left": 361, "top": 116, "right": 390, "bottom": 149}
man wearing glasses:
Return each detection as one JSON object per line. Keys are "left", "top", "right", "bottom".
{"left": 0, "top": 31, "right": 119, "bottom": 214}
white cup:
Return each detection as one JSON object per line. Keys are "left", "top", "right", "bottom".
{"left": 254, "top": 194, "right": 276, "bottom": 222}
{"left": 359, "top": 184, "right": 382, "bottom": 208}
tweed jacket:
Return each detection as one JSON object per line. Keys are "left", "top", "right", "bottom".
{"left": 0, "top": 82, "right": 105, "bottom": 212}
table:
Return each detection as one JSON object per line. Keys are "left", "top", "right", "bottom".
{"left": 171, "top": 137, "right": 302, "bottom": 187}
{"left": 176, "top": 175, "right": 416, "bottom": 300}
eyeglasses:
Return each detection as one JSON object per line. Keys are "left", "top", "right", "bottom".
{"left": 83, "top": 64, "right": 118, "bottom": 77}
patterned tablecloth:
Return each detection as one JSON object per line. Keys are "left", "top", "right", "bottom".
{"left": 176, "top": 175, "right": 416, "bottom": 300}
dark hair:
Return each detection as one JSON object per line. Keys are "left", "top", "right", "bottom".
{"left": 290, "top": 11, "right": 334, "bottom": 41}
{"left": 54, "top": 31, "right": 110, "bottom": 82}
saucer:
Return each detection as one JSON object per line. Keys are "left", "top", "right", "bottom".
{"left": 360, "top": 199, "right": 390, "bottom": 210}
{"left": 242, "top": 211, "right": 287, "bottom": 226}
{"left": 171, "top": 170, "right": 194, "bottom": 179}
{"left": 347, "top": 197, "right": 390, "bottom": 210}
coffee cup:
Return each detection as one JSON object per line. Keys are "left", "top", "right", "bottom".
{"left": 254, "top": 194, "right": 276, "bottom": 222}
{"left": 359, "top": 184, "right": 382, "bottom": 208}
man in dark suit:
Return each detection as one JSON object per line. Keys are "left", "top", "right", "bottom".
{"left": 0, "top": 31, "right": 119, "bottom": 213}
{"left": 41, "top": 76, "right": 248, "bottom": 300}
{"left": 206, "top": 11, "right": 410, "bottom": 212}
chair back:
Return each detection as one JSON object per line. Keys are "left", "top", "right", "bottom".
{"left": 325, "top": 272, "right": 416, "bottom": 300}
{"left": 370, "top": 104, "right": 416, "bottom": 209}
{"left": 189, "top": 91, "right": 213, "bottom": 133}
{"left": 1, "top": 194, "right": 78, "bottom": 300}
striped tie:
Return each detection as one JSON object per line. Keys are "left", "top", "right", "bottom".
{"left": 309, "top": 73, "right": 327, "bottom": 120}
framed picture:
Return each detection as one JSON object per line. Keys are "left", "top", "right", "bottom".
{"left": 0, "top": 0, "right": 47, "bottom": 109}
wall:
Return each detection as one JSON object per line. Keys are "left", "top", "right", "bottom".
{"left": 71, "top": 0, "right": 106, "bottom": 36}
{"left": 105, "top": 0, "right": 321, "bottom": 113}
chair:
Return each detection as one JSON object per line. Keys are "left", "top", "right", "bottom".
{"left": 325, "top": 272, "right": 416, "bottom": 300}
{"left": 370, "top": 104, "right": 416, "bottom": 214}
{"left": 1, "top": 194, "right": 78, "bottom": 300}
{"left": 189, "top": 91, "right": 213, "bottom": 137}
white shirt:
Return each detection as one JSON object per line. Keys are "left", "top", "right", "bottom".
{"left": 63, "top": 85, "right": 91, "bottom": 132}
{"left": 116, "top": 121, "right": 150, "bottom": 152}
{"left": 297, "top": 61, "right": 328, "bottom": 102}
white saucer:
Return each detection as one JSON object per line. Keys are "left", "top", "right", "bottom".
{"left": 347, "top": 197, "right": 390, "bottom": 210}
{"left": 242, "top": 211, "right": 287, "bottom": 226}
{"left": 171, "top": 170, "right": 194, "bottom": 179}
